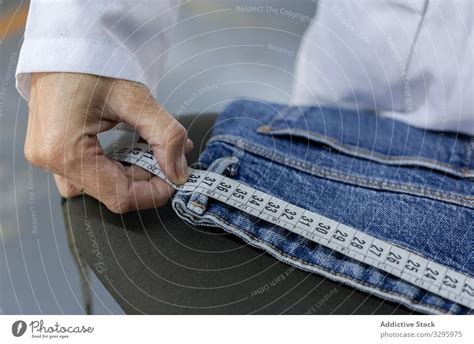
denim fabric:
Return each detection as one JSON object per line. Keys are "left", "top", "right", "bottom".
{"left": 172, "top": 99, "right": 474, "bottom": 314}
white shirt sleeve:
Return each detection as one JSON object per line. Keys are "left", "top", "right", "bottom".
{"left": 293, "top": 0, "right": 474, "bottom": 135}
{"left": 16, "top": 0, "right": 182, "bottom": 100}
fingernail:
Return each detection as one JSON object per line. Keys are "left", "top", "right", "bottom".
{"left": 175, "top": 154, "right": 188, "bottom": 184}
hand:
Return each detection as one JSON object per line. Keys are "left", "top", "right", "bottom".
{"left": 24, "top": 72, "right": 193, "bottom": 213}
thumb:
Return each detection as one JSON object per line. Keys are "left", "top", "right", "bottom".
{"left": 109, "top": 80, "right": 191, "bottom": 184}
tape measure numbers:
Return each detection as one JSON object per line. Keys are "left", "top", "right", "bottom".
{"left": 115, "top": 143, "right": 474, "bottom": 310}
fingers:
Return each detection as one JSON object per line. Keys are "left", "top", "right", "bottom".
{"left": 127, "top": 177, "right": 176, "bottom": 211}
{"left": 107, "top": 80, "right": 193, "bottom": 184}
{"left": 185, "top": 138, "right": 194, "bottom": 154}
{"left": 25, "top": 74, "right": 184, "bottom": 213}
{"left": 54, "top": 163, "right": 174, "bottom": 212}
{"left": 28, "top": 124, "right": 177, "bottom": 213}
{"left": 123, "top": 165, "right": 152, "bottom": 181}
{"left": 70, "top": 155, "right": 174, "bottom": 214}
{"left": 135, "top": 112, "right": 190, "bottom": 184}
{"left": 54, "top": 174, "right": 82, "bottom": 198}
{"left": 31, "top": 134, "right": 175, "bottom": 213}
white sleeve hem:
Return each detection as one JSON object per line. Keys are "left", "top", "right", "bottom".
{"left": 16, "top": 38, "right": 153, "bottom": 101}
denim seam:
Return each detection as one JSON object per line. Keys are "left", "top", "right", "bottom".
{"left": 190, "top": 200, "right": 206, "bottom": 210}
{"left": 261, "top": 127, "right": 474, "bottom": 177}
{"left": 188, "top": 150, "right": 472, "bottom": 277}
{"left": 174, "top": 199, "right": 454, "bottom": 314}
{"left": 186, "top": 192, "right": 472, "bottom": 278}
{"left": 265, "top": 106, "right": 292, "bottom": 128}
{"left": 208, "top": 135, "right": 473, "bottom": 208}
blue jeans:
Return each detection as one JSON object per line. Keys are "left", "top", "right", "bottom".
{"left": 172, "top": 99, "right": 474, "bottom": 314}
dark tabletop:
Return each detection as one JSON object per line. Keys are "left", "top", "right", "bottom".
{"left": 62, "top": 113, "right": 416, "bottom": 315}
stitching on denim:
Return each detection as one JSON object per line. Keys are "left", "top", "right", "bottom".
{"left": 187, "top": 156, "right": 240, "bottom": 210}
{"left": 211, "top": 136, "right": 472, "bottom": 205}
{"left": 189, "top": 200, "right": 206, "bottom": 210}
{"left": 262, "top": 128, "right": 474, "bottom": 177}
{"left": 180, "top": 188, "right": 471, "bottom": 277}
{"left": 174, "top": 198, "right": 462, "bottom": 313}
{"left": 191, "top": 194, "right": 472, "bottom": 279}
{"left": 194, "top": 210, "right": 454, "bottom": 314}
{"left": 208, "top": 136, "right": 473, "bottom": 208}
{"left": 210, "top": 136, "right": 473, "bottom": 206}
{"left": 264, "top": 106, "right": 293, "bottom": 128}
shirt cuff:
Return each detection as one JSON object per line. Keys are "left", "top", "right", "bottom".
{"left": 16, "top": 38, "right": 150, "bottom": 101}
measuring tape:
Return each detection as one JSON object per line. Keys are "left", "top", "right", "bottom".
{"left": 115, "top": 143, "right": 474, "bottom": 310}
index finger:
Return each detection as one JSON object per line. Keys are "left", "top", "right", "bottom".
{"left": 69, "top": 154, "right": 174, "bottom": 214}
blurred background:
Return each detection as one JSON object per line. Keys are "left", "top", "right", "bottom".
{"left": 0, "top": 0, "right": 316, "bottom": 314}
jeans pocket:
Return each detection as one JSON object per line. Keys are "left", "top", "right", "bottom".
{"left": 253, "top": 106, "right": 473, "bottom": 208}
{"left": 257, "top": 106, "right": 474, "bottom": 177}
